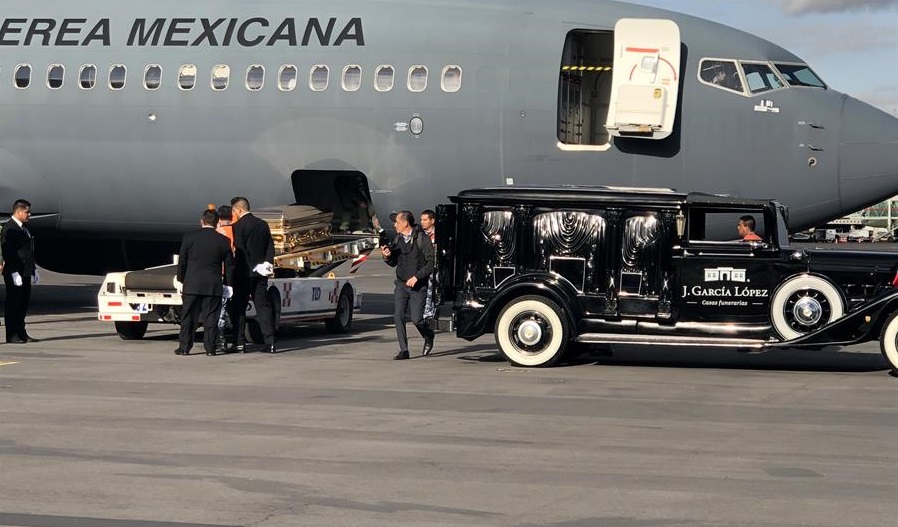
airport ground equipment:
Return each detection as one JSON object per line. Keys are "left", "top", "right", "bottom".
{"left": 436, "top": 187, "right": 898, "bottom": 372}
{"left": 98, "top": 206, "right": 376, "bottom": 342}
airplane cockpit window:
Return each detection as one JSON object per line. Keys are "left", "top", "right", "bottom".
{"left": 342, "top": 65, "right": 362, "bottom": 92}
{"left": 374, "top": 65, "right": 394, "bottom": 92}
{"left": 441, "top": 65, "right": 462, "bottom": 92}
{"left": 774, "top": 63, "right": 826, "bottom": 88}
{"left": 144, "top": 65, "right": 161, "bottom": 90}
{"left": 408, "top": 66, "right": 428, "bottom": 92}
{"left": 310, "top": 65, "right": 329, "bottom": 92}
{"left": 47, "top": 65, "right": 64, "bottom": 89}
{"left": 246, "top": 65, "right": 264, "bottom": 91}
{"left": 178, "top": 65, "right": 196, "bottom": 91}
{"left": 109, "top": 65, "right": 126, "bottom": 90}
{"left": 740, "top": 62, "right": 784, "bottom": 94}
{"left": 278, "top": 65, "right": 298, "bottom": 91}
{"left": 79, "top": 65, "right": 96, "bottom": 90}
{"left": 14, "top": 64, "right": 31, "bottom": 89}
{"left": 698, "top": 59, "right": 744, "bottom": 94}
{"left": 211, "top": 65, "right": 230, "bottom": 91}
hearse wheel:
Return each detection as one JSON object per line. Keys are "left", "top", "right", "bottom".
{"left": 770, "top": 275, "right": 844, "bottom": 341}
{"left": 879, "top": 312, "right": 898, "bottom": 374}
{"left": 495, "top": 295, "right": 570, "bottom": 367}
{"left": 245, "top": 287, "right": 281, "bottom": 344}
{"left": 115, "top": 321, "right": 148, "bottom": 340}
{"left": 325, "top": 286, "right": 354, "bottom": 334}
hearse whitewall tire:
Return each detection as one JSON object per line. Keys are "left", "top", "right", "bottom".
{"left": 770, "top": 275, "right": 844, "bottom": 341}
{"left": 879, "top": 312, "right": 898, "bottom": 374}
{"left": 495, "top": 295, "right": 570, "bottom": 367}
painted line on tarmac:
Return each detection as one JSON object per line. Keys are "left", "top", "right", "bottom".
{"left": 0, "top": 361, "right": 20, "bottom": 367}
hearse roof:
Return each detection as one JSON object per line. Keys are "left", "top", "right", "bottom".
{"left": 451, "top": 186, "right": 775, "bottom": 209}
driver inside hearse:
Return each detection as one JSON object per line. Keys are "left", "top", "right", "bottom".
{"left": 737, "top": 215, "right": 763, "bottom": 242}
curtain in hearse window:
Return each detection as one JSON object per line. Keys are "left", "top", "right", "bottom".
{"left": 533, "top": 211, "right": 606, "bottom": 293}
{"left": 479, "top": 210, "right": 517, "bottom": 287}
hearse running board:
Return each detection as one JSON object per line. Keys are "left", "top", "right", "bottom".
{"left": 577, "top": 333, "right": 766, "bottom": 348}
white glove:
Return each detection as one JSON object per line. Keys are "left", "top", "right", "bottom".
{"left": 12, "top": 272, "right": 22, "bottom": 287}
{"left": 173, "top": 277, "right": 183, "bottom": 293}
{"left": 223, "top": 285, "right": 233, "bottom": 299}
{"left": 252, "top": 262, "right": 274, "bottom": 277}
{"left": 32, "top": 271, "right": 39, "bottom": 285}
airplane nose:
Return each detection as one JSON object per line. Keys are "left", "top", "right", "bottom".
{"left": 838, "top": 96, "right": 898, "bottom": 213}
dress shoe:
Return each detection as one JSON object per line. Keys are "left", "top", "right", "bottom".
{"left": 235, "top": 343, "right": 245, "bottom": 353}
{"left": 269, "top": 344, "right": 277, "bottom": 354}
{"left": 422, "top": 336, "right": 434, "bottom": 356}
{"left": 205, "top": 349, "right": 216, "bottom": 356}
{"left": 23, "top": 335, "right": 40, "bottom": 343}
{"left": 393, "top": 350, "right": 410, "bottom": 360}
{"left": 174, "top": 348, "right": 186, "bottom": 355}
{"left": 6, "top": 337, "right": 26, "bottom": 344}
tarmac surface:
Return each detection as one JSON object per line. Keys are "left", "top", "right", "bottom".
{"left": 1, "top": 252, "right": 897, "bottom": 527}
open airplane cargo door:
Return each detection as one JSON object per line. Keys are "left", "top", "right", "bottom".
{"left": 605, "top": 19, "right": 681, "bottom": 140}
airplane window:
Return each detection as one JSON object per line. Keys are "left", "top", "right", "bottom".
{"left": 79, "top": 65, "right": 97, "bottom": 90}
{"left": 441, "top": 65, "right": 462, "bottom": 92}
{"left": 408, "top": 66, "right": 427, "bottom": 92}
{"left": 374, "top": 65, "right": 394, "bottom": 92}
{"left": 342, "top": 65, "right": 362, "bottom": 92}
{"left": 144, "top": 65, "right": 162, "bottom": 90}
{"left": 310, "top": 65, "right": 329, "bottom": 91}
{"left": 212, "top": 65, "right": 230, "bottom": 91}
{"left": 774, "top": 64, "right": 826, "bottom": 88}
{"left": 14, "top": 64, "right": 31, "bottom": 89}
{"left": 47, "top": 65, "right": 64, "bottom": 89}
{"left": 246, "top": 65, "right": 264, "bottom": 91}
{"left": 178, "top": 64, "right": 197, "bottom": 91}
{"left": 109, "top": 65, "right": 126, "bottom": 90}
{"left": 740, "top": 62, "right": 784, "bottom": 94}
{"left": 698, "top": 59, "right": 744, "bottom": 94}
{"left": 278, "top": 65, "right": 297, "bottom": 91}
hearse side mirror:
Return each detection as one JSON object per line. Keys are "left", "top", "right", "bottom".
{"left": 676, "top": 213, "right": 686, "bottom": 238}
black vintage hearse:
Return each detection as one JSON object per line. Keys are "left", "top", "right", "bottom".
{"left": 435, "top": 187, "right": 898, "bottom": 371}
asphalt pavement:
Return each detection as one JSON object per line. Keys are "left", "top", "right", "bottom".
{"left": 1, "top": 257, "right": 897, "bottom": 527}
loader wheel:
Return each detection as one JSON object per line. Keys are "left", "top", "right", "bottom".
{"left": 325, "top": 286, "right": 354, "bottom": 334}
{"left": 245, "top": 287, "right": 281, "bottom": 344}
{"left": 115, "top": 321, "right": 148, "bottom": 340}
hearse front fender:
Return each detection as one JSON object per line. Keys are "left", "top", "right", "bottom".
{"left": 774, "top": 289, "right": 898, "bottom": 348}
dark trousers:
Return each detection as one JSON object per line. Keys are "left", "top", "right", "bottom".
{"left": 179, "top": 294, "right": 222, "bottom": 353}
{"left": 230, "top": 277, "right": 275, "bottom": 346}
{"left": 393, "top": 280, "right": 433, "bottom": 353}
{"left": 3, "top": 274, "right": 32, "bottom": 341}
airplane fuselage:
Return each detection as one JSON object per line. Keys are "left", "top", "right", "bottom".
{"left": 1, "top": 0, "right": 896, "bottom": 273}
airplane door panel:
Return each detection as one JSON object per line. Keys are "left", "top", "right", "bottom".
{"left": 605, "top": 19, "right": 681, "bottom": 140}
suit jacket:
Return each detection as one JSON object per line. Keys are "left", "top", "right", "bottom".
{"left": 232, "top": 213, "right": 275, "bottom": 279}
{"left": 1, "top": 220, "right": 36, "bottom": 278}
{"left": 176, "top": 227, "right": 235, "bottom": 296}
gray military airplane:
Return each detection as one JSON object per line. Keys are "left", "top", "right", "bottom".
{"left": 1, "top": 0, "right": 896, "bottom": 274}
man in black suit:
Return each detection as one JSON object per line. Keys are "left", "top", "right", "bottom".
{"left": 2, "top": 199, "right": 39, "bottom": 344}
{"left": 229, "top": 196, "right": 277, "bottom": 353}
{"left": 175, "top": 209, "right": 235, "bottom": 356}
